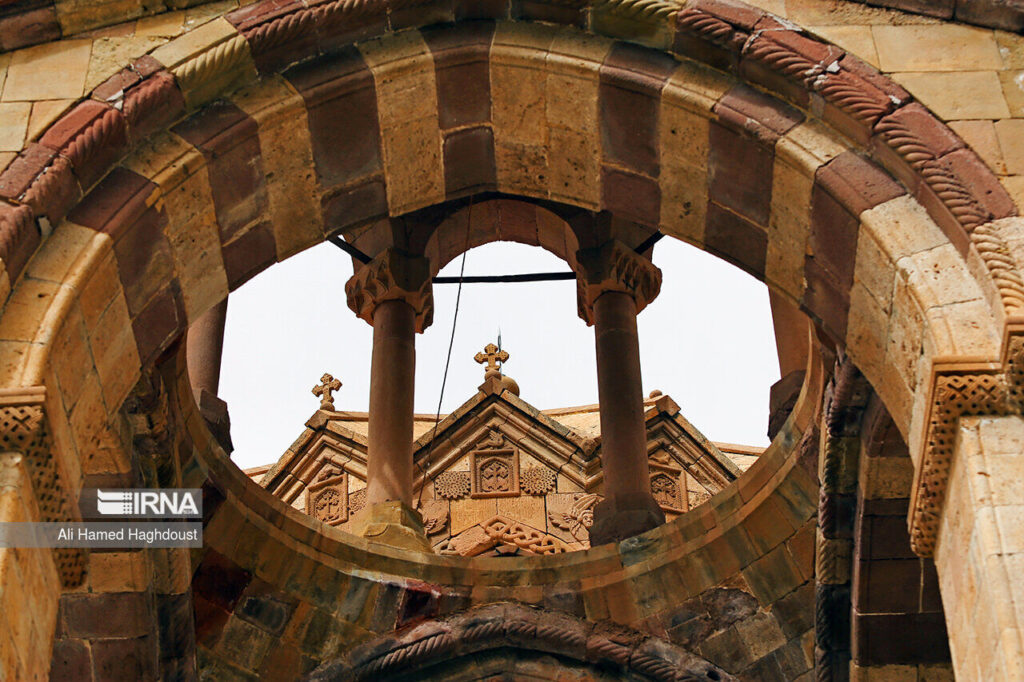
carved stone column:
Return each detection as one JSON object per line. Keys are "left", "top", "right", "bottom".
{"left": 345, "top": 249, "right": 433, "bottom": 551}
{"left": 575, "top": 240, "right": 666, "bottom": 544}
{"left": 185, "top": 299, "right": 232, "bottom": 453}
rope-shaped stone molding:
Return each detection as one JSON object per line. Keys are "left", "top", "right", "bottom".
{"left": 594, "top": 0, "right": 679, "bottom": 23}
{"left": 973, "top": 223, "right": 1024, "bottom": 312}
{"left": 63, "top": 107, "right": 124, "bottom": 172}
{"left": 172, "top": 34, "right": 253, "bottom": 102}
{"left": 675, "top": 7, "right": 744, "bottom": 47}
{"left": 317, "top": 603, "right": 734, "bottom": 681}
{"left": 123, "top": 73, "right": 179, "bottom": 127}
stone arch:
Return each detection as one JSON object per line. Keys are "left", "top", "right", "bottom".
{"left": 307, "top": 602, "right": 733, "bottom": 681}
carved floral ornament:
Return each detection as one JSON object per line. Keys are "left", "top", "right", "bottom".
{"left": 574, "top": 240, "right": 662, "bottom": 326}
{"left": 344, "top": 249, "right": 434, "bottom": 333}
{"left": 909, "top": 329, "right": 1024, "bottom": 557}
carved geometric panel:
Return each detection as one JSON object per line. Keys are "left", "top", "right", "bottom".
{"left": 306, "top": 465, "right": 347, "bottom": 526}
{"left": 650, "top": 470, "right": 685, "bottom": 513}
{"left": 520, "top": 466, "right": 556, "bottom": 495}
{"left": 470, "top": 448, "right": 519, "bottom": 498}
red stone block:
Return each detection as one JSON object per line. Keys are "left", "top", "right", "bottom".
{"left": 390, "top": 0, "right": 454, "bottom": 33}
{"left": 815, "top": 151, "right": 905, "bottom": 216}
{"left": 225, "top": 0, "right": 305, "bottom": 32}
{"left": 809, "top": 180, "right": 860, "bottom": 293}
{"left": 39, "top": 99, "right": 128, "bottom": 190}
{"left": 92, "top": 67, "right": 144, "bottom": 104}
{"left": 801, "top": 259, "right": 850, "bottom": 343}
{"left": 21, "top": 155, "right": 81, "bottom": 225}
{"left": 454, "top": 0, "right": 508, "bottom": 20}
{"left": 132, "top": 55, "right": 163, "bottom": 78}
{"left": 940, "top": 148, "right": 1018, "bottom": 222}
{"left": 91, "top": 637, "right": 158, "bottom": 682}
{"left": 173, "top": 101, "right": 268, "bottom": 242}
{"left": 0, "top": 4, "right": 60, "bottom": 53}
{"left": 0, "top": 201, "right": 40, "bottom": 283}
{"left": 600, "top": 166, "right": 660, "bottom": 228}
{"left": 839, "top": 53, "right": 911, "bottom": 110}
{"left": 67, "top": 167, "right": 158, "bottom": 238}
{"left": 50, "top": 638, "right": 92, "bottom": 682}
{"left": 689, "top": 0, "right": 765, "bottom": 30}
{"left": 875, "top": 102, "right": 964, "bottom": 163}
{"left": 130, "top": 280, "right": 184, "bottom": 366}
{"left": 713, "top": 84, "right": 804, "bottom": 144}
{"left": 707, "top": 119, "right": 775, "bottom": 226}
{"left": 704, "top": 201, "right": 768, "bottom": 279}
{"left": 320, "top": 179, "right": 388, "bottom": 233}
{"left": 314, "top": 7, "right": 387, "bottom": 58}
{"left": 284, "top": 48, "right": 382, "bottom": 191}
{"left": 443, "top": 126, "right": 497, "bottom": 198}
{"left": 123, "top": 72, "right": 187, "bottom": 144}
{"left": 599, "top": 45, "right": 675, "bottom": 179}
{"left": 874, "top": 0, "right": 953, "bottom": 18}
{"left": 955, "top": 0, "right": 1023, "bottom": 31}
{"left": 63, "top": 593, "right": 152, "bottom": 639}
{"left": 749, "top": 23, "right": 843, "bottom": 70}
{"left": 424, "top": 23, "right": 494, "bottom": 130}
{"left": 0, "top": 143, "right": 57, "bottom": 201}
{"left": 511, "top": 0, "right": 585, "bottom": 27}
{"left": 222, "top": 221, "right": 277, "bottom": 290}
{"left": 495, "top": 199, "right": 540, "bottom": 244}
{"left": 111, "top": 203, "right": 173, "bottom": 316}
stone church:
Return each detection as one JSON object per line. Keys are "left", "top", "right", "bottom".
{"left": 1, "top": 0, "right": 1023, "bottom": 680}
{"left": 247, "top": 347, "right": 759, "bottom": 555}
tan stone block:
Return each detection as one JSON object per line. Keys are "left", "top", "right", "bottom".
{"left": 27, "top": 100, "right": 75, "bottom": 142}
{"left": 897, "top": 243, "right": 987, "bottom": 310}
{"left": 360, "top": 32, "right": 437, "bottom": 128}
{"left": 0, "top": 152, "right": 14, "bottom": 171}
{"left": 949, "top": 120, "right": 1007, "bottom": 175}
{"left": 1001, "top": 175, "right": 1024, "bottom": 213}
{"left": 449, "top": 497, "right": 497, "bottom": 536}
{"left": 995, "top": 505, "right": 1024, "bottom": 553}
{"left": 808, "top": 25, "right": 879, "bottom": 68}
{"left": 85, "top": 35, "right": 168, "bottom": 92}
{"left": 0, "top": 54, "right": 9, "bottom": 99}
{"left": 861, "top": 195, "right": 947, "bottom": 262}
{"left": 160, "top": 169, "right": 228, "bottom": 322}
{"left": 184, "top": 0, "right": 239, "bottom": 29}
{"left": 381, "top": 116, "right": 444, "bottom": 214}
{"left": 997, "top": 31, "right": 1024, "bottom": 69}
{"left": 493, "top": 21, "right": 559, "bottom": 51}
{"left": 495, "top": 141, "right": 548, "bottom": 199}
{"left": 894, "top": 71, "right": 1011, "bottom": 120}
{"left": 55, "top": 0, "right": 143, "bottom": 35}
{"left": 0, "top": 280, "right": 59, "bottom": 343}
{"left": 777, "top": 119, "right": 848, "bottom": 170}
{"left": 0, "top": 102, "right": 31, "bottom": 153}
{"left": 71, "top": 372, "right": 130, "bottom": 475}
{"left": 90, "top": 289, "right": 141, "bottom": 410}
{"left": 873, "top": 25, "right": 1002, "bottom": 73}
{"left": 25, "top": 222, "right": 97, "bottom": 284}
{"left": 233, "top": 77, "right": 323, "bottom": 260}
{"left": 90, "top": 551, "right": 148, "bottom": 592}
{"left": 76, "top": 246, "right": 119, "bottom": 331}
{"left": 493, "top": 63, "right": 547, "bottom": 147}
{"left": 661, "top": 59, "right": 732, "bottom": 116}
{"left": 861, "top": 455, "right": 913, "bottom": 499}
{"left": 50, "top": 302, "right": 94, "bottom": 412}
{"left": 123, "top": 131, "right": 206, "bottom": 190}
{"left": 785, "top": 0, "right": 939, "bottom": 25}
{"left": 999, "top": 70, "right": 1024, "bottom": 117}
{"left": 135, "top": 10, "right": 186, "bottom": 39}
{"left": 150, "top": 17, "right": 239, "bottom": 70}
{"left": 930, "top": 299, "right": 1001, "bottom": 356}
{"left": 766, "top": 158, "right": 812, "bottom": 299}
{"left": 746, "top": 0, "right": 785, "bottom": 15}
{"left": 2, "top": 40, "right": 93, "bottom": 102}
{"left": 995, "top": 119, "right": 1024, "bottom": 176}
{"left": 847, "top": 283, "right": 889, "bottom": 382}
{"left": 547, "top": 125, "right": 599, "bottom": 209}
{"left": 659, "top": 158, "right": 706, "bottom": 246}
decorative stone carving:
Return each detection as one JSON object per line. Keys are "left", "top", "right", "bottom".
{"left": 349, "top": 488, "right": 367, "bottom": 514}
{"left": 344, "top": 248, "right": 434, "bottom": 332}
{"left": 549, "top": 493, "right": 600, "bottom": 541}
{"left": 574, "top": 240, "right": 662, "bottom": 325}
{"left": 418, "top": 499, "right": 449, "bottom": 535}
{"left": 470, "top": 448, "right": 519, "bottom": 499}
{"left": 440, "top": 515, "right": 568, "bottom": 556}
{"left": 0, "top": 387, "right": 84, "bottom": 588}
{"left": 306, "top": 466, "right": 347, "bottom": 526}
{"left": 474, "top": 343, "right": 509, "bottom": 381}
{"left": 520, "top": 467, "right": 556, "bottom": 495}
{"left": 650, "top": 471, "right": 685, "bottom": 513}
{"left": 434, "top": 471, "right": 470, "bottom": 500}
{"left": 311, "top": 373, "right": 342, "bottom": 410}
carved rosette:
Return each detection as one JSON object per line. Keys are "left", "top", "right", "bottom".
{"left": 520, "top": 467, "right": 556, "bottom": 495}
{"left": 306, "top": 465, "right": 348, "bottom": 526}
{"left": 344, "top": 248, "right": 434, "bottom": 332}
{"left": 574, "top": 240, "right": 662, "bottom": 325}
{"left": 0, "top": 388, "right": 85, "bottom": 587}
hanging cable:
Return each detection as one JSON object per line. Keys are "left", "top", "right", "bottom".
{"left": 417, "top": 201, "right": 473, "bottom": 509}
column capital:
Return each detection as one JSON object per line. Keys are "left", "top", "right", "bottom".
{"left": 345, "top": 249, "right": 433, "bottom": 333}
{"left": 575, "top": 240, "right": 662, "bottom": 325}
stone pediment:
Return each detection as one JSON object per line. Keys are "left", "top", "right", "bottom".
{"left": 255, "top": 383, "right": 756, "bottom": 553}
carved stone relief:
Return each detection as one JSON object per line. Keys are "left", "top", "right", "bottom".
{"left": 434, "top": 471, "right": 470, "bottom": 499}
{"left": 306, "top": 466, "right": 347, "bottom": 526}
{"left": 650, "top": 466, "right": 686, "bottom": 513}
{"left": 548, "top": 493, "right": 600, "bottom": 542}
{"left": 471, "top": 449, "right": 519, "bottom": 498}
{"left": 520, "top": 466, "right": 556, "bottom": 495}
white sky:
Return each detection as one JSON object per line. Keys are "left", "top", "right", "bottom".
{"left": 220, "top": 238, "right": 780, "bottom": 470}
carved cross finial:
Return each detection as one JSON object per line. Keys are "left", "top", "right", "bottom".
{"left": 474, "top": 343, "right": 509, "bottom": 380}
{"left": 312, "top": 373, "right": 342, "bottom": 410}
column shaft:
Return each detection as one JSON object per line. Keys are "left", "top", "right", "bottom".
{"left": 593, "top": 290, "right": 651, "bottom": 501}
{"left": 366, "top": 299, "right": 416, "bottom": 507}
{"left": 186, "top": 299, "right": 228, "bottom": 399}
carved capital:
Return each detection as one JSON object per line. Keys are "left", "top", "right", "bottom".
{"left": 574, "top": 240, "right": 662, "bottom": 325}
{"left": 0, "top": 387, "right": 85, "bottom": 587}
{"left": 345, "top": 249, "right": 434, "bottom": 332}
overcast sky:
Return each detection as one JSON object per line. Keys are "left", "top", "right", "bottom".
{"left": 220, "top": 238, "right": 781, "bottom": 470}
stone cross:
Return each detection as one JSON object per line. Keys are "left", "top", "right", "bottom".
{"left": 474, "top": 343, "right": 509, "bottom": 380}
{"left": 312, "top": 373, "right": 342, "bottom": 410}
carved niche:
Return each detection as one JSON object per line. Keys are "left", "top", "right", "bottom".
{"left": 650, "top": 467, "right": 686, "bottom": 513}
{"left": 470, "top": 430, "right": 519, "bottom": 499}
{"left": 306, "top": 465, "right": 348, "bottom": 526}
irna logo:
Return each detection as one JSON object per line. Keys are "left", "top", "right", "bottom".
{"left": 95, "top": 490, "right": 201, "bottom": 517}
